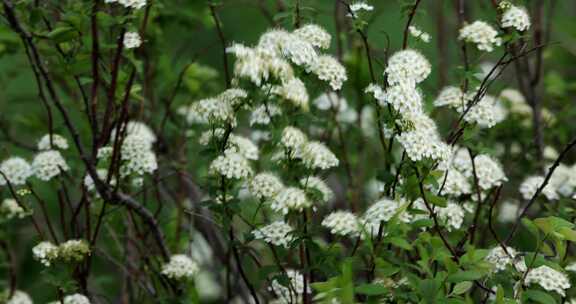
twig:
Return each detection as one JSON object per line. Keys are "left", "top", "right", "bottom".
{"left": 505, "top": 135, "right": 576, "bottom": 244}
{"left": 209, "top": 3, "right": 231, "bottom": 89}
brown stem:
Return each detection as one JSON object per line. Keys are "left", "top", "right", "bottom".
{"left": 402, "top": 0, "right": 423, "bottom": 50}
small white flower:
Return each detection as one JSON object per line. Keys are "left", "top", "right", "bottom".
{"left": 123, "top": 32, "right": 142, "bottom": 49}
{"left": 32, "top": 150, "right": 69, "bottom": 181}
{"left": 270, "top": 269, "right": 310, "bottom": 303}
{"left": 0, "top": 157, "right": 32, "bottom": 186}
{"left": 273, "top": 78, "right": 310, "bottom": 110}
{"left": 0, "top": 198, "right": 27, "bottom": 220}
{"left": 347, "top": 1, "right": 374, "bottom": 17}
{"left": 485, "top": 246, "right": 518, "bottom": 272}
{"left": 301, "top": 141, "right": 339, "bottom": 170}
{"left": 271, "top": 187, "right": 311, "bottom": 214}
{"left": 226, "top": 135, "right": 259, "bottom": 160}
{"left": 249, "top": 173, "right": 284, "bottom": 200}
{"left": 250, "top": 104, "right": 282, "bottom": 126}
{"left": 252, "top": 221, "right": 294, "bottom": 247}
{"left": 209, "top": 152, "right": 253, "bottom": 180}
{"left": 280, "top": 126, "right": 308, "bottom": 153}
{"left": 459, "top": 21, "right": 502, "bottom": 52}
{"left": 161, "top": 254, "right": 199, "bottom": 281}
{"left": 525, "top": 266, "right": 571, "bottom": 297}
{"left": 37, "top": 133, "right": 69, "bottom": 150}
{"left": 322, "top": 211, "right": 360, "bottom": 237}
{"left": 294, "top": 24, "right": 331, "bottom": 49}
{"left": 409, "top": 25, "right": 431, "bottom": 43}
{"left": 501, "top": 4, "right": 531, "bottom": 32}
{"left": 310, "top": 55, "right": 347, "bottom": 91}
{"left": 32, "top": 241, "right": 59, "bottom": 266}
{"left": 385, "top": 49, "right": 431, "bottom": 86}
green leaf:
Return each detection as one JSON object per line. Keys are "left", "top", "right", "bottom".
{"left": 355, "top": 283, "right": 389, "bottom": 296}
{"left": 45, "top": 26, "right": 77, "bottom": 43}
{"left": 451, "top": 281, "right": 472, "bottom": 295}
{"left": 389, "top": 237, "right": 413, "bottom": 250}
{"left": 419, "top": 279, "right": 440, "bottom": 304}
{"left": 427, "top": 193, "right": 447, "bottom": 208}
{"left": 446, "top": 271, "right": 483, "bottom": 283}
{"left": 523, "top": 289, "right": 556, "bottom": 304}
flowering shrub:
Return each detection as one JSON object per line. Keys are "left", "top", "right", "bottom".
{"left": 0, "top": 0, "right": 575, "bottom": 303}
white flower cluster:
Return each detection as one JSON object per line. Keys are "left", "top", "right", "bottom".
{"left": 519, "top": 175, "right": 558, "bottom": 201}
{"left": 0, "top": 198, "right": 27, "bottom": 220}
{"left": 209, "top": 151, "right": 253, "bottom": 180}
{"left": 485, "top": 246, "right": 518, "bottom": 272}
{"left": 37, "top": 133, "right": 69, "bottom": 150}
{"left": 412, "top": 199, "right": 465, "bottom": 231}
{"left": 252, "top": 221, "right": 294, "bottom": 247}
{"left": 123, "top": 32, "right": 142, "bottom": 49}
{"left": 226, "top": 135, "right": 259, "bottom": 160}
{"left": 250, "top": 104, "right": 282, "bottom": 126}
{"left": 271, "top": 78, "right": 310, "bottom": 110}
{"left": 227, "top": 24, "right": 347, "bottom": 101}
{"left": 270, "top": 269, "right": 309, "bottom": 304}
{"left": 409, "top": 25, "right": 431, "bottom": 43}
{"left": 0, "top": 157, "right": 33, "bottom": 186}
{"left": 463, "top": 94, "right": 506, "bottom": 128}
{"left": 32, "top": 241, "right": 59, "bottom": 266}
{"left": 301, "top": 141, "right": 339, "bottom": 170}
{"left": 434, "top": 86, "right": 466, "bottom": 108}
{"left": 311, "top": 55, "right": 347, "bottom": 91}
{"left": 294, "top": 24, "right": 331, "bottom": 50}
{"left": 161, "top": 254, "right": 199, "bottom": 281}
{"left": 368, "top": 50, "right": 452, "bottom": 165}
{"left": 452, "top": 150, "right": 507, "bottom": 191}
{"left": 115, "top": 122, "right": 158, "bottom": 178}
{"left": 525, "top": 266, "right": 571, "bottom": 297}
{"left": 58, "top": 239, "right": 91, "bottom": 262}
{"left": 32, "top": 150, "right": 69, "bottom": 181}
{"left": 270, "top": 187, "right": 311, "bottom": 214}
{"left": 459, "top": 21, "right": 502, "bottom": 52}
{"left": 6, "top": 290, "right": 33, "bottom": 304}
{"left": 104, "top": 0, "right": 146, "bottom": 10}
{"left": 385, "top": 49, "right": 431, "bottom": 86}
{"left": 501, "top": 4, "right": 531, "bottom": 32}
{"left": 435, "top": 87, "right": 506, "bottom": 128}
{"left": 32, "top": 239, "right": 90, "bottom": 267}
{"left": 441, "top": 169, "right": 472, "bottom": 196}
{"left": 322, "top": 211, "right": 360, "bottom": 237}
{"left": 249, "top": 172, "right": 284, "bottom": 200}
{"left": 364, "top": 198, "right": 411, "bottom": 224}
{"left": 397, "top": 114, "right": 452, "bottom": 164}
{"left": 347, "top": 1, "right": 373, "bottom": 17}
{"left": 548, "top": 164, "right": 576, "bottom": 197}
{"left": 437, "top": 202, "right": 465, "bottom": 231}
{"left": 280, "top": 126, "right": 308, "bottom": 153}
